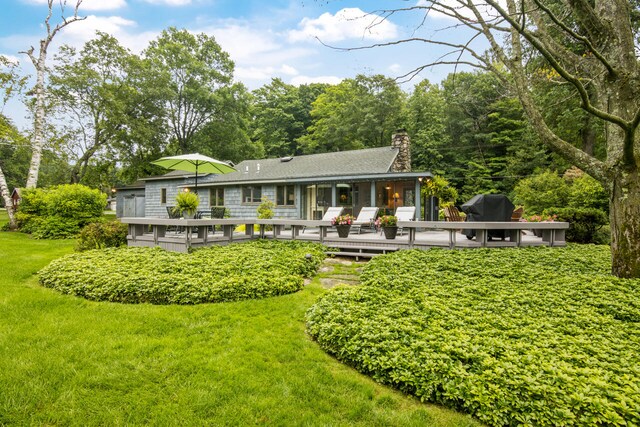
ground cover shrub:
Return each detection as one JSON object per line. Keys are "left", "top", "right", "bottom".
{"left": 39, "top": 240, "right": 326, "bottom": 304}
{"left": 306, "top": 245, "right": 640, "bottom": 426}
{"left": 15, "top": 184, "right": 106, "bottom": 239}
{"left": 76, "top": 220, "right": 128, "bottom": 251}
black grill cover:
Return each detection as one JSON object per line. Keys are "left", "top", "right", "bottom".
{"left": 461, "top": 194, "right": 515, "bottom": 239}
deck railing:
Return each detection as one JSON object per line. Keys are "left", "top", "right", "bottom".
{"left": 121, "top": 217, "right": 569, "bottom": 253}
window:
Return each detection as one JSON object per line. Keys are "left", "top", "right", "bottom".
{"left": 242, "top": 186, "right": 262, "bottom": 203}
{"left": 276, "top": 185, "right": 295, "bottom": 206}
{"left": 209, "top": 188, "right": 224, "bottom": 206}
{"left": 160, "top": 188, "right": 167, "bottom": 204}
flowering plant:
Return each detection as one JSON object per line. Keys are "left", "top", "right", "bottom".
{"left": 524, "top": 214, "right": 557, "bottom": 222}
{"left": 332, "top": 214, "right": 354, "bottom": 226}
{"left": 378, "top": 215, "right": 397, "bottom": 227}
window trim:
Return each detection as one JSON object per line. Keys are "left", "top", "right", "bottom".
{"left": 276, "top": 185, "right": 295, "bottom": 207}
{"left": 242, "top": 185, "right": 262, "bottom": 204}
{"left": 209, "top": 187, "right": 225, "bottom": 207}
{"left": 160, "top": 188, "right": 167, "bottom": 205}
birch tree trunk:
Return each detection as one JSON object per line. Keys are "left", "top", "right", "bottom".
{"left": 0, "top": 167, "right": 16, "bottom": 229}
{"left": 21, "top": 0, "right": 85, "bottom": 188}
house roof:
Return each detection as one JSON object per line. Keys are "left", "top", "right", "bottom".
{"left": 204, "top": 146, "right": 399, "bottom": 184}
{"left": 114, "top": 180, "right": 146, "bottom": 190}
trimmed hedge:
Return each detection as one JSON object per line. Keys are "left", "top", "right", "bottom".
{"left": 306, "top": 246, "right": 640, "bottom": 426}
{"left": 39, "top": 240, "right": 326, "bottom": 304}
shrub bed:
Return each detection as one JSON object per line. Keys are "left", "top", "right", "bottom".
{"left": 39, "top": 240, "right": 326, "bottom": 304}
{"left": 16, "top": 184, "right": 106, "bottom": 239}
{"left": 306, "top": 246, "right": 640, "bottom": 426}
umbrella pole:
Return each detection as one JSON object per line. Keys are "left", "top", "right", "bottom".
{"left": 195, "top": 164, "right": 198, "bottom": 194}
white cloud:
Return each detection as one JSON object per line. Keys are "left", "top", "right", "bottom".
{"left": 288, "top": 8, "right": 398, "bottom": 43}
{"left": 141, "top": 0, "right": 191, "bottom": 5}
{"left": 23, "top": 0, "right": 127, "bottom": 11}
{"left": 280, "top": 64, "right": 298, "bottom": 76}
{"left": 290, "top": 75, "right": 343, "bottom": 86}
{"left": 236, "top": 64, "right": 299, "bottom": 81}
{"left": 194, "top": 22, "right": 315, "bottom": 86}
{"left": 50, "top": 15, "right": 149, "bottom": 51}
{"left": 389, "top": 63, "right": 402, "bottom": 73}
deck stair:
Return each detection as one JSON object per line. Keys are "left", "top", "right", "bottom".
{"left": 325, "top": 243, "right": 399, "bottom": 260}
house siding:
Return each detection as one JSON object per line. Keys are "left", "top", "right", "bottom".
{"left": 224, "top": 185, "right": 300, "bottom": 219}
{"left": 144, "top": 175, "right": 217, "bottom": 218}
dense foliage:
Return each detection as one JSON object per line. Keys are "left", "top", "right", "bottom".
{"left": 75, "top": 220, "right": 128, "bottom": 251}
{"left": 513, "top": 170, "right": 608, "bottom": 215}
{"left": 544, "top": 207, "right": 609, "bottom": 244}
{"left": 39, "top": 240, "right": 326, "bottom": 304}
{"left": 16, "top": 184, "right": 106, "bottom": 238}
{"left": 306, "top": 246, "right": 640, "bottom": 426}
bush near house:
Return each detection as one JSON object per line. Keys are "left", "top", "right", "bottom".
{"left": 15, "top": 184, "right": 106, "bottom": 239}
{"left": 543, "top": 207, "right": 609, "bottom": 244}
{"left": 306, "top": 246, "right": 640, "bottom": 427}
{"left": 39, "top": 240, "right": 326, "bottom": 304}
{"left": 75, "top": 220, "right": 128, "bottom": 251}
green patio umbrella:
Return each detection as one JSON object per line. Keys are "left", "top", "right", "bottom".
{"left": 151, "top": 153, "right": 236, "bottom": 193}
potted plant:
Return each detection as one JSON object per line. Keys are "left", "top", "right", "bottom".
{"left": 378, "top": 215, "right": 398, "bottom": 239}
{"left": 172, "top": 191, "right": 200, "bottom": 219}
{"left": 523, "top": 214, "right": 557, "bottom": 237}
{"left": 332, "top": 214, "right": 354, "bottom": 238}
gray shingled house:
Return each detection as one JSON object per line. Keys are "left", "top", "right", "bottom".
{"left": 118, "top": 130, "right": 431, "bottom": 220}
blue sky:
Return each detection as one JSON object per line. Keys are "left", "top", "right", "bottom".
{"left": 0, "top": 0, "right": 488, "bottom": 129}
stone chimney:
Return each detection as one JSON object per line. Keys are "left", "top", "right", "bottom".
{"left": 391, "top": 129, "right": 411, "bottom": 172}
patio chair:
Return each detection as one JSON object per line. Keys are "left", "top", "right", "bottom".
{"left": 444, "top": 206, "right": 465, "bottom": 222}
{"left": 166, "top": 206, "right": 183, "bottom": 233}
{"left": 444, "top": 206, "right": 465, "bottom": 233}
{"left": 209, "top": 206, "right": 226, "bottom": 234}
{"left": 395, "top": 206, "right": 416, "bottom": 236}
{"left": 511, "top": 206, "right": 524, "bottom": 221}
{"left": 350, "top": 207, "right": 379, "bottom": 234}
{"left": 303, "top": 206, "right": 343, "bottom": 233}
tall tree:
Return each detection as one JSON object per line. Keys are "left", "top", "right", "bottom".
{"left": 19, "top": 0, "right": 85, "bottom": 188}
{"left": 299, "top": 74, "right": 405, "bottom": 153}
{"left": 144, "top": 27, "right": 234, "bottom": 154}
{"left": 192, "top": 82, "right": 264, "bottom": 163}
{"left": 351, "top": 1, "right": 640, "bottom": 277}
{"left": 406, "top": 79, "right": 449, "bottom": 174}
{"left": 49, "top": 33, "right": 134, "bottom": 184}
{"left": 251, "top": 78, "right": 327, "bottom": 157}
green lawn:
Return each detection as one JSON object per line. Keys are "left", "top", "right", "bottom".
{"left": 0, "top": 213, "right": 478, "bottom": 426}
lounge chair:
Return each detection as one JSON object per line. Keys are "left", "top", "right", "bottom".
{"left": 395, "top": 206, "right": 416, "bottom": 236}
{"left": 323, "top": 206, "right": 345, "bottom": 222}
{"left": 351, "top": 207, "right": 379, "bottom": 234}
{"left": 303, "top": 206, "right": 344, "bottom": 233}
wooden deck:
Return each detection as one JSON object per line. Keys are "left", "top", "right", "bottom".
{"left": 121, "top": 217, "right": 569, "bottom": 257}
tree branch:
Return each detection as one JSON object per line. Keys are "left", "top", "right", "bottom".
{"left": 483, "top": 0, "right": 630, "bottom": 130}
{"left": 531, "top": 0, "right": 615, "bottom": 76}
